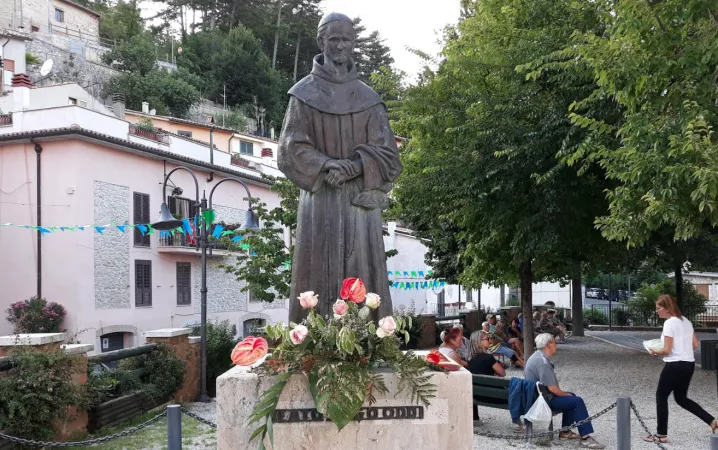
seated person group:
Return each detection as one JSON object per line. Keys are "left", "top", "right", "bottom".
{"left": 437, "top": 313, "right": 605, "bottom": 449}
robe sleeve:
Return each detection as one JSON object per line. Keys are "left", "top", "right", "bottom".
{"left": 278, "top": 96, "right": 331, "bottom": 192}
{"left": 351, "top": 104, "right": 403, "bottom": 192}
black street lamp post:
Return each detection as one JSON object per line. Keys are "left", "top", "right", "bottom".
{"left": 153, "top": 166, "right": 258, "bottom": 402}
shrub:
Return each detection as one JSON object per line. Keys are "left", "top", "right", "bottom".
{"left": 6, "top": 296, "right": 67, "bottom": 333}
{"left": 583, "top": 309, "right": 607, "bottom": 326}
{"left": 634, "top": 279, "right": 707, "bottom": 322}
{"left": 506, "top": 295, "right": 520, "bottom": 307}
{"left": 86, "top": 367, "right": 143, "bottom": 406}
{"left": 0, "top": 348, "right": 87, "bottom": 441}
{"left": 190, "top": 320, "right": 236, "bottom": 397}
{"left": 120, "top": 344, "right": 185, "bottom": 401}
{"left": 394, "top": 301, "right": 424, "bottom": 349}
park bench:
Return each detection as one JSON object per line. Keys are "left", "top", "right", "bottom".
{"left": 472, "top": 374, "right": 558, "bottom": 439}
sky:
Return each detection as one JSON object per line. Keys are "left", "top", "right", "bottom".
{"left": 321, "top": 0, "right": 462, "bottom": 80}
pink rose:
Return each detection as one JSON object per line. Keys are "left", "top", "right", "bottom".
{"left": 332, "top": 299, "right": 349, "bottom": 317}
{"left": 290, "top": 325, "right": 309, "bottom": 345}
{"left": 297, "top": 291, "right": 319, "bottom": 309}
{"left": 376, "top": 316, "right": 397, "bottom": 338}
{"left": 365, "top": 293, "right": 381, "bottom": 310}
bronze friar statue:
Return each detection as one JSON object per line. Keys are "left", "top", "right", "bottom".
{"left": 278, "top": 12, "right": 402, "bottom": 323}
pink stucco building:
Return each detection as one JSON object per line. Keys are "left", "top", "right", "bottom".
{"left": 0, "top": 77, "right": 288, "bottom": 353}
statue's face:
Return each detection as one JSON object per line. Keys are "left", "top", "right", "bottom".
{"left": 321, "top": 21, "right": 355, "bottom": 65}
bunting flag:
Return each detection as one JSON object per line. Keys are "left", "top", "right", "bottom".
{"left": 389, "top": 280, "right": 446, "bottom": 290}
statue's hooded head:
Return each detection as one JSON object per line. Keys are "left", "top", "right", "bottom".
{"left": 317, "top": 12, "right": 356, "bottom": 67}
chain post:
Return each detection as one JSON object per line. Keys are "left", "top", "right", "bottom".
{"left": 168, "top": 405, "right": 182, "bottom": 450}
{"left": 711, "top": 434, "right": 718, "bottom": 450}
{"left": 617, "top": 397, "right": 631, "bottom": 450}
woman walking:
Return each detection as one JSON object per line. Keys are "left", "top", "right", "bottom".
{"left": 643, "top": 295, "right": 718, "bottom": 444}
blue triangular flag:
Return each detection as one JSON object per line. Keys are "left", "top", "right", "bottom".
{"left": 251, "top": 252, "right": 257, "bottom": 257}
{"left": 116, "top": 225, "right": 127, "bottom": 233}
{"left": 38, "top": 227, "right": 51, "bottom": 235}
{"left": 212, "top": 224, "right": 224, "bottom": 239}
{"left": 418, "top": 271, "right": 425, "bottom": 278}
{"left": 136, "top": 224, "right": 148, "bottom": 236}
{"left": 403, "top": 271, "right": 409, "bottom": 277}
{"left": 232, "top": 235, "right": 244, "bottom": 243}
{"left": 182, "top": 219, "right": 193, "bottom": 236}
{"left": 94, "top": 226, "right": 105, "bottom": 234}
{"left": 387, "top": 271, "right": 393, "bottom": 277}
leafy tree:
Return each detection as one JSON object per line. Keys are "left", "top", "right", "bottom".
{"left": 102, "top": 34, "right": 158, "bottom": 75}
{"left": 535, "top": 1, "right": 718, "bottom": 304}
{"left": 98, "top": 0, "right": 144, "bottom": 43}
{"left": 223, "top": 176, "right": 298, "bottom": 303}
{"left": 395, "top": 0, "right": 610, "bottom": 351}
{"left": 352, "top": 18, "right": 394, "bottom": 83}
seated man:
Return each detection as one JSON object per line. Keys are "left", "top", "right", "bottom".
{"left": 524, "top": 334, "right": 606, "bottom": 449}
{"left": 546, "top": 309, "right": 567, "bottom": 343}
{"left": 495, "top": 320, "right": 525, "bottom": 360}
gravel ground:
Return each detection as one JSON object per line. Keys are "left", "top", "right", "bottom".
{"left": 185, "top": 337, "right": 718, "bottom": 450}
{"left": 472, "top": 336, "right": 718, "bottom": 450}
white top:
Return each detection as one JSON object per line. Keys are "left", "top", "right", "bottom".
{"left": 661, "top": 316, "right": 695, "bottom": 363}
{"left": 439, "top": 346, "right": 459, "bottom": 360}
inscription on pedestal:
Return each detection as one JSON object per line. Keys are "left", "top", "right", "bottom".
{"left": 273, "top": 406, "right": 425, "bottom": 423}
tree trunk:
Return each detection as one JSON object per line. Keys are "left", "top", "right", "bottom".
{"left": 293, "top": 30, "right": 301, "bottom": 82}
{"left": 477, "top": 284, "right": 482, "bottom": 310}
{"left": 520, "top": 260, "right": 534, "bottom": 359}
{"left": 571, "top": 264, "right": 584, "bottom": 337}
{"left": 499, "top": 285, "right": 505, "bottom": 307}
{"left": 674, "top": 262, "right": 684, "bottom": 310}
{"left": 272, "top": 0, "right": 283, "bottom": 69}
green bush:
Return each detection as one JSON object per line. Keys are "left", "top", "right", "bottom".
{"left": 0, "top": 348, "right": 87, "bottom": 441}
{"left": 394, "top": 301, "right": 424, "bottom": 349}
{"left": 86, "top": 367, "right": 143, "bottom": 406}
{"left": 583, "top": 309, "right": 607, "bottom": 326}
{"left": 506, "top": 295, "right": 520, "bottom": 307}
{"left": 5, "top": 296, "right": 67, "bottom": 333}
{"left": 190, "top": 320, "right": 236, "bottom": 397}
{"left": 634, "top": 279, "right": 707, "bottom": 322}
{"left": 120, "top": 344, "right": 186, "bottom": 401}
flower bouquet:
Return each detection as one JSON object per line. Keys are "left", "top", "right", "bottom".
{"left": 231, "top": 278, "right": 440, "bottom": 449}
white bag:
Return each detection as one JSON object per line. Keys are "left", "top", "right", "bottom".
{"left": 524, "top": 384, "right": 552, "bottom": 427}
{"left": 643, "top": 339, "right": 664, "bottom": 354}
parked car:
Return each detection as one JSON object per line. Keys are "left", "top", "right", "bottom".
{"left": 587, "top": 288, "right": 601, "bottom": 298}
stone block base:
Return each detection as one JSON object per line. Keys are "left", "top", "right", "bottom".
{"left": 217, "top": 364, "right": 472, "bottom": 450}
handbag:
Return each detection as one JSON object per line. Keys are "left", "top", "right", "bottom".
{"left": 524, "top": 383, "right": 552, "bottom": 428}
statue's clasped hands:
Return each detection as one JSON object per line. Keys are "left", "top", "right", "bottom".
{"left": 325, "top": 159, "right": 360, "bottom": 187}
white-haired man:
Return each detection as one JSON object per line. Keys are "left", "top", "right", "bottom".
{"left": 524, "top": 333, "right": 605, "bottom": 449}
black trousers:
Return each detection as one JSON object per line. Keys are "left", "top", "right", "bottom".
{"left": 656, "top": 361, "right": 714, "bottom": 435}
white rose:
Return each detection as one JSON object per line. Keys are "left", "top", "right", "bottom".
{"left": 365, "top": 293, "right": 381, "bottom": 309}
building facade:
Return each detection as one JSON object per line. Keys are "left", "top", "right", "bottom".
{"left": 0, "top": 78, "right": 287, "bottom": 353}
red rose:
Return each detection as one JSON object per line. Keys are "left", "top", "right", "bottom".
{"left": 340, "top": 278, "right": 367, "bottom": 303}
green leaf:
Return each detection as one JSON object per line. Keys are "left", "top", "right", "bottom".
{"left": 249, "top": 424, "right": 266, "bottom": 442}
{"left": 403, "top": 330, "right": 410, "bottom": 344}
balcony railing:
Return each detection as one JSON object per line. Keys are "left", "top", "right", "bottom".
{"left": 129, "top": 125, "right": 170, "bottom": 144}
{"left": 230, "top": 153, "right": 252, "bottom": 168}
{"left": 159, "top": 233, "right": 197, "bottom": 249}
{"left": 0, "top": 113, "right": 12, "bottom": 126}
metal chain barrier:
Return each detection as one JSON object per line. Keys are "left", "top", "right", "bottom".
{"left": 0, "top": 410, "right": 167, "bottom": 448}
{"left": 474, "top": 401, "right": 617, "bottom": 440}
{"left": 630, "top": 401, "right": 668, "bottom": 450}
{"left": 181, "top": 407, "right": 218, "bottom": 428}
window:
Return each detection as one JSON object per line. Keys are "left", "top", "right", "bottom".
{"left": 239, "top": 140, "right": 254, "bottom": 156}
{"left": 68, "top": 97, "right": 77, "bottom": 105}
{"left": 135, "top": 260, "right": 152, "bottom": 307}
{"left": 248, "top": 289, "right": 261, "bottom": 303}
{"left": 79, "top": 100, "right": 87, "bottom": 108}
{"left": 31, "top": 25, "right": 39, "bottom": 32}
{"left": 2, "top": 59, "right": 14, "bottom": 87}
{"left": 177, "top": 130, "right": 192, "bottom": 138}
{"left": 243, "top": 319, "right": 265, "bottom": 337}
{"left": 133, "top": 192, "right": 150, "bottom": 247}
{"left": 168, "top": 196, "right": 198, "bottom": 219}
{"left": 176, "top": 263, "right": 191, "bottom": 305}
{"left": 55, "top": 8, "right": 65, "bottom": 22}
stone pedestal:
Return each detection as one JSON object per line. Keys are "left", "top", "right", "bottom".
{"left": 143, "top": 328, "right": 200, "bottom": 402}
{"left": 217, "top": 363, "right": 473, "bottom": 450}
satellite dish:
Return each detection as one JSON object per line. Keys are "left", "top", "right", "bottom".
{"left": 149, "top": 109, "right": 156, "bottom": 115}
{"left": 40, "top": 59, "right": 54, "bottom": 77}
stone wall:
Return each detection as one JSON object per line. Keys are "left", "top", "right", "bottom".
{"left": 0, "top": 0, "right": 100, "bottom": 36}
{"left": 26, "top": 35, "right": 118, "bottom": 95}
{"left": 193, "top": 256, "right": 249, "bottom": 314}
{"left": 94, "top": 181, "right": 130, "bottom": 309}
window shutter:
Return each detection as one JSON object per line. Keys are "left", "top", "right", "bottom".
{"left": 133, "top": 193, "right": 150, "bottom": 246}
{"left": 176, "top": 263, "right": 191, "bottom": 305}
{"left": 135, "top": 260, "right": 152, "bottom": 306}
